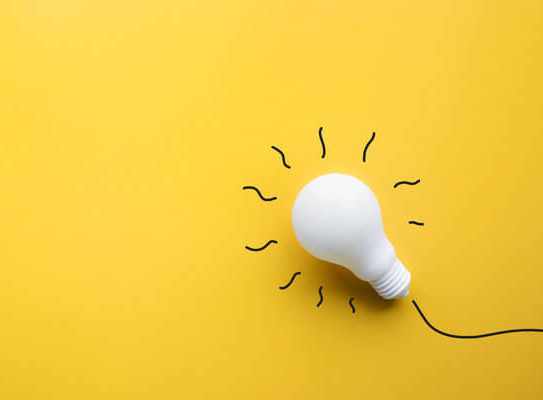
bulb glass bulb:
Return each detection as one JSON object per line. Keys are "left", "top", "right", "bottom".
{"left": 292, "top": 173, "right": 411, "bottom": 299}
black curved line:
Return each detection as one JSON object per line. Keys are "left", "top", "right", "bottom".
{"left": 362, "top": 131, "right": 376, "bottom": 163}
{"left": 394, "top": 179, "right": 421, "bottom": 189}
{"left": 318, "top": 127, "right": 326, "bottom": 159}
{"left": 412, "top": 300, "right": 543, "bottom": 339}
{"left": 245, "top": 240, "right": 278, "bottom": 252}
{"left": 349, "top": 298, "right": 356, "bottom": 314}
{"left": 278, "top": 272, "right": 301, "bottom": 290}
{"left": 316, "top": 286, "right": 324, "bottom": 307}
{"left": 408, "top": 220, "right": 425, "bottom": 226}
{"left": 271, "top": 146, "right": 291, "bottom": 169}
{"left": 242, "top": 186, "right": 277, "bottom": 201}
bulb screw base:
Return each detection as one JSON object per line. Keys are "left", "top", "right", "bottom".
{"left": 370, "top": 259, "right": 411, "bottom": 300}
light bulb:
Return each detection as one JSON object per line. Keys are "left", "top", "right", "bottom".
{"left": 292, "top": 173, "right": 411, "bottom": 300}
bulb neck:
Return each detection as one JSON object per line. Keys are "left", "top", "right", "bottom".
{"left": 370, "top": 258, "right": 411, "bottom": 300}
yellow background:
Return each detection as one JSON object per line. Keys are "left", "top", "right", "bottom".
{"left": 1, "top": 1, "right": 543, "bottom": 398}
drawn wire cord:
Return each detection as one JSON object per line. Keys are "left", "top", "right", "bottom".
{"left": 412, "top": 300, "right": 543, "bottom": 339}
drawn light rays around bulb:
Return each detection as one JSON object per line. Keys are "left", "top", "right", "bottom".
{"left": 278, "top": 272, "right": 301, "bottom": 290}
{"left": 393, "top": 179, "right": 425, "bottom": 226}
{"left": 362, "top": 131, "right": 375, "bottom": 163}
{"left": 408, "top": 221, "right": 425, "bottom": 226}
{"left": 242, "top": 186, "right": 277, "bottom": 201}
{"left": 316, "top": 286, "right": 324, "bottom": 307}
{"left": 393, "top": 179, "right": 420, "bottom": 189}
{"left": 243, "top": 126, "right": 424, "bottom": 310}
{"left": 242, "top": 186, "right": 278, "bottom": 252}
{"left": 245, "top": 240, "right": 278, "bottom": 252}
{"left": 319, "top": 127, "right": 326, "bottom": 158}
{"left": 349, "top": 298, "right": 356, "bottom": 314}
{"left": 271, "top": 146, "right": 291, "bottom": 169}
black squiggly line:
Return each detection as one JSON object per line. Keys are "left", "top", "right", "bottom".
{"left": 318, "top": 127, "right": 326, "bottom": 159}
{"left": 412, "top": 300, "right": 543, "bottom": 339}
{"left": 245, "top": 240, "right": 278, "bottom": 251}
{"left": 316, "top": 286, "right": 324, "bottom": 307}
{"left": 362, "top": 131, "right": 376, "bottom": 163}
{"left": 278, "top": 272, "right": 301, "bottom": 290}
{"left": 394, "top": 179, "right": 420, "bottom": 188}
{"left": 409, "top": 221, "right": 425, "bottom": 226}
{"left": 349, "top": 298, "right": 355, "bottom": 314}
{"left": 242, "top": 186, "right": 277, "bottom": 201}
{"left": 270, "top": 146, "right": 291, "bottom": 169}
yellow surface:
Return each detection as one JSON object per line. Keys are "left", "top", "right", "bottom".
{"left": 1, "top": 1, "right": 543, "bottom": 398}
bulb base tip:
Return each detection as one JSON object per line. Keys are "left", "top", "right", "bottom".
{"left": 370, "top": 259, "right": 411, "bottom": 300}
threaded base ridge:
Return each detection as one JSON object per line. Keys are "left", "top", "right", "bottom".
{"left": 370, "top": 259, "right": 411, "bottom": 300}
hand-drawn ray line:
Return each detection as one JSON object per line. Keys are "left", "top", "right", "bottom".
{"left": 412, "top": 300, "right": 543, "bottom": 339}
{"left": 408, "top": 220, "right": 425, "bottom": 226}
{"left": 245, "top": 240, "right": 278, "bottom": 252}
{"left": 349, "top": 298, "right": 356, "bottom": 313}
{"left": 362, "top": 131, "right": 376, "bottom": 163}
{"left": 316, "top": 286, "right": 324, "bottom": 307}
{"left": 394, "top": 179, "right": 420, "bottom": 189}
{"left": 278, "top": 272, "right": 301, "bottom": 290}
{"left": 242, "top": 186, "right": 277, "bottom": 201}
{"left": 318, "top": 127, "right": 326, "bottom": 159}
{"left": 271, "top": 146, "right": 291, "bottom": 169}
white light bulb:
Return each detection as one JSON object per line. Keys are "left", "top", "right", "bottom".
{"left": 292, "top": 173, "right": 411, "bottom": 300}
